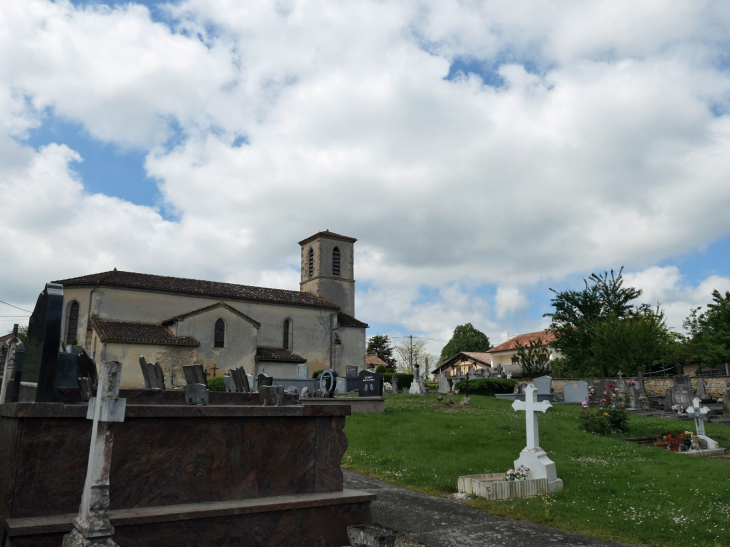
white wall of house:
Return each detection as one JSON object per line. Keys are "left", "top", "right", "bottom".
{"left": 490, "top": 348, "right": 562, "bottom": 373}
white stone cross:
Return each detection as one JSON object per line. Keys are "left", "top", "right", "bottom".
{"left": 63, "top": 361, "right": 126, "bottom": 547}
{"left": 686, "top": 397, "right": 709, "bottom": 436}
{"left": 512, "top": 385, "right": 552, "bottom": 449}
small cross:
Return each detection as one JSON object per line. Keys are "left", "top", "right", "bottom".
{"left": 210, "top": 363, "right": 219, "bottom": 378}
{"left": 512, "top": 385, "right": 552, "bottom": 449}
{"left": 686, "top": 397, "right": 710, "bottom": 437}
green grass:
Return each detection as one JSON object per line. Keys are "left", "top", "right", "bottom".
{"left": 343, "top": 394, "right": 730, "bottom": 547}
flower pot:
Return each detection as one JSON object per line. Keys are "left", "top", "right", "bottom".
{"left": 670, "top": 444, "right": 679, "bottom": 452}
{"left": 654, "top": 442, "right": 668, "bottom": 449}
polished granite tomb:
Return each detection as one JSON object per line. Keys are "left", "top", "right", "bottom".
{"left": 0, "top": 389, "right": 374, "bottom": 546}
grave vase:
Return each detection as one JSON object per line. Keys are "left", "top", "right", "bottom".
{"left": 670, "top": 444, "right": 679, "bottom": 452}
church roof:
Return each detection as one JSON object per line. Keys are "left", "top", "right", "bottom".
{"left": 337, "top": 311, "right": 368, "bottom": 328}
{"left": 487, "top": 330, "right": 556, "bottom": 353}
{"left": 54, "top": 270, "right": 340, "bottom": 310}
{"left": 256, "top": 346, "right": 307, "bottom": 363}
{"left": 92, "top": 319, "right": 200, "bottom": 346}
{"left": 298, "top": 230, "right": 357, "bottom": 246}
{"left": 161, "top": 302, "right": 261, "bottom": 328}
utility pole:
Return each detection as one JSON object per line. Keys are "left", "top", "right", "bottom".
{"left": 409, "top": 335, "right": 413, "bottom": 374}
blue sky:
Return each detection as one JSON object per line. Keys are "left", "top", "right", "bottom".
{"left": 2, "top": 0, "right": 730, "bottom": 355}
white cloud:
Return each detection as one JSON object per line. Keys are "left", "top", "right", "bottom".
{"left": 1, "top": 0, "right": 730, "bottom": 342}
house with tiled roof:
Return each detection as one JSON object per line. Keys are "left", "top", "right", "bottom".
{"left": 432, "top": 352, "right": 493, "bottom": 378}
{"left": 365, "top": 355, "right": 389, "bottom": 370}
{"left": 52, "top": 231, "right": 368, "bottom": 388}
{"left": 487, "top": 330, "right": 559, "bottom": 374}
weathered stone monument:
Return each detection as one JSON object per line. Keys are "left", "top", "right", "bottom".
{"left": 409, "top": 364, "right": 424, "bottom": 394}
{"left": 666, "top": 375, "right": 694, "bottom": 411}
{"left": 138, "top": 356, "right": 165, "bottom": 390}
{"left": 438, "top": 372, "right": 451, "bottom": 394}
{"left": 62, "top": 361, "right": 126, "bottom": 547}
{"left": 391, "top": 375, "right": 399, "bottom": 393}
{"left": 259, "top": 384, "right": 285, "bottom": 406}
{"left": 697, "top": 377, "right": 711, "bottom": 402}
{"left": 533, "top": 375, "right": 552, "bottom": 398}
{"left": 563, "top": 381, "right": 589, "bottom": 404}
{"left": 686, "top": 397, "right": 720, "bottom": 450}
{"left": 183, "top": 364, "right": 209, "bottom": 405}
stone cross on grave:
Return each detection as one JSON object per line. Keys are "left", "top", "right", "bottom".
{"left": 63, "top": 361, "right": 126, "bottom": 547}
{"left": 512, "top": 385, "right": 552, "bottom": 449}
{"left": 686, "top": 397, "right": 720, "bottom": 450}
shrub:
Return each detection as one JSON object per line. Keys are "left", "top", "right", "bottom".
{"left": 375, "top": 365, "right": 387, "bottom": 373}
{"left": 452, "top": 378, "right": 517, "bottom": 396}
{"left": 383, "top": 373, "right": 413, "bottom": 390}
{"left": 311, "top": 369, "right": 338, "bottom": 378}
{"left": 580, "top": 384, "right": 630, "bottom": 435}
{"left": 207, "top": 376, "right": 226, "bottom": 392}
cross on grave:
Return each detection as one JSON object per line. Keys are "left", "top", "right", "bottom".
{"left": 210, "top": 363, "right": 219, "bottom": 378}
{"left": 63, "top": 361, "right": 126, "bottom": 547}
{"left": 512, "top": 385, "right": 552, "bottom": 449}
{"left": 686, "top": 397, "right": 720, "bottom": 450}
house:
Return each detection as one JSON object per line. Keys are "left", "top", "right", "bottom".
{"left": 432, "top": 352, "right": 492, "bottom": 378}
{"left": 51, "top": 231, "right": 368, "bottom": 388}
{"left": 487, "top": 330, "right": 559, "bottom": 374}
{"left": 365, "top": 355, "right": 389, "bottom": 371}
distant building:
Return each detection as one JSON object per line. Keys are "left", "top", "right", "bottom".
{"left": 487, "top": 330, "right": 559, "bottom": 374}
{"left": 432, "top": 352, "right": 492, "bottom": 378}
{"left": 50, "top": 231, "right": 368, "bottom": 388}
{"left": 365, "top": 355, "right": 389, "bottom": 370}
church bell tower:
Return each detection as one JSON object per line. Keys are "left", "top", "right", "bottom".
{"left": 299, "top": 230, "right": 356, "bottom": 316}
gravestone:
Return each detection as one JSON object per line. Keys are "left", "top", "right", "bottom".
{"left": 686, "top": 397, "right": 720, "bottom": 450}
{"left": 615, "top": 372, "right": 630, "bottom": 399}
{"left": 0, "top": 325, "right": 20, "bottom": 403}
{"left": 346, "top": 365, "right": 359, "bottom": 392}
{"left": 139, "top": 357, "right": 165, "bottom": 390}
{"left": 358, "top": 371, "right": 383, "bottom": 397}
{"left": 54, "top": 353, "right": 83, "bottom": 388}
{"left": 297, "top": 363, "right": 309, "bottom": 379}
{"left": 697, "top": 378, "right": 710, "bottom": 402}
{"left": 231, "top": 367, "right": 251, "bottom": 392}
{"left": 223, "top": 375, "right": 236, "bottom": 392}
{"left": 533, "top": 376, "right": 552, "bottom": 396}
{"left": 77, "top": 348, "right": 99, "bottom": 392}
{"left": 336, "top": 377, "right": 348, "bottom": 394}
{"left": 23, "top": 283, "right": 64, "bottom": 402}
{"left": 633, "top": 373, "right": 650, "bottom": 410}
{"left": 593, "top": 379, "right": 613, "bottom": 400}
{"left": 62, "top": 361, "right": 125, "bottom": 547}
{"left": 257, "top": 373, "right": 273, "bottom": 388}
{"left": 563, "top": 381, "right": 589, "bottom": 404}
{"left": 666, "top": 375, "right": 694, "bottom": 410}
{"left": 318, "top": 369, "right": 336, "bottom": 397}
{"left": 511, "top": 386, "right": 562, "bottom": 489}
{"left": 183, "top": 364, "right": 209, "bottom": 405}
{"left": 438, "top": 372, "right": 451, "bottom": 394}
{"left": 391, "top": 375, "right": 399, "bottom": 393}
{"left": 409, "top": 365, "right": 424, "bottom": 394}
{"left": 260, "top": 385, "right": 284, "bottom": 406}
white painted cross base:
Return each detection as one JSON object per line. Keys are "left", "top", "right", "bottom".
{"left": 514, "top": 447, "right": 560, "bottom": 483}
{"left": 686, "top": 397, "right": 720, "bottom": 450}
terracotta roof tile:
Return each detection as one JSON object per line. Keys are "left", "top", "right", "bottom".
{"left": 365, "top": 355, "right": 388, "bottom": 367}
{"left": 54, "top": 270, "right": 339, "bottom": 310}
{"left": 92, "top": 320, "right": 200, "bottom": 346}
{"left": 337, "top": 311, "right": 368, "bottom": 328}
{"left": 161, "top": 302, "right": 260, "bottom": 328}
{"left": 298, "top": 230, "right": 357, "bottom": 246}
{"left": 487, "top": 330, "right": 556, "bottom": 353}
{"left": 432, "top": 351, "right": 492, "bottom": 374}
{"left": 256, "top": 346, "right": 307, "bottom": 363}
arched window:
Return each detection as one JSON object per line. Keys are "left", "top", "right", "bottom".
{"left": 283, "top": 319, "right": 291, "bottom": 350}
{"left": 66, "top": 301, "right": 80, "bottom": 345}
{"left": 214, "top": 319, "right": 225, "bottom": 348}
{"left": 307, "top": 247, "right": 314, "bottom": 276}
{"left": 332, "top": 247, "right": 340, "bottom": 276}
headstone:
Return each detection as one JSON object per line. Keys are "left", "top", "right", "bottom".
{"left": 138, "top": 356, "right": 165, "bottom": 390}
{"left": 259, "top": 385, "right": 284, "bottom": 406}
{"left": 153, "top": 362, "right": 166, "bottom": 390}
{"left": 257, "top": 373, "right": 273, "bottom": 388}
{"left": 697, "top": 378, "right": 710, "bottom": 402}
{"left": 318, "top": 369, "right": 336, "bottom": 397}
{"left": 0, "top": 325, "right": 20, "bottom": 403}
{"left": 391, "top": 375, "right": 399, "bottom": 393}
{"left": 301, "top": 386, "right": 310, "bottom": 398}
{"left": 23, "top": 283, "right": 64, "bottom": 402}
{"left": 297, "top": 364, "right": 309, "bottom": 379}
{"left": 438, "top": 372, "right": 451, "bottom": 394}
{"left": 358, "top": 371, "right": 384, "bottom": 397}
{"left": 183, "top": 364, "right": 206, "bottom": 385}
{"left": 533, "top": 375, "right": 552, "bottom": 396}
{"left": 54, "top": 353, "right": 83, "bottom": 388}
{"left": 563, "top": 381, "right": 589, "bottom": 404}
{"left": 346, "top": 365, "right": 359, "bottom": 392}
{"left": 231, "top": 367, "right": 251, "bottom": 392}
{"left": 409, "top": 365, "right": 424, "bottom": 394}
{"left": 77, "top": 348, "right": 99, "bottom": 392}
{"left": 515, "top": 382, "right": 528, "bottom": 394}
{"left": 62, "top": 361, "right": 126, "bottom": 547}
{"left": 511, "top": 386, "right": 561, "bottom": 486}
{"left": 183, "top": 364, "right": 209, "bottom": 405}
{"left": 336, "top": 377, "right": 348, "bottom": 394}
{"left": 686, "top": 397, "right": 720, "bottom": 450}
{"left": 223, "top": 375, "right": 236, "bottom": 393}
{"left": 615, "top": 372, "right": 629, "bottom": 399}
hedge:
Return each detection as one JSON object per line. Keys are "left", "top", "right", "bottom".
{"left": 207, "top": 376, "right": 226, "bottom": 392}
{"left": 452, "top": 378, "right": 517, "bottom": 396}
{"left": 383, "top": 373, "right": 413, "bottom": 390}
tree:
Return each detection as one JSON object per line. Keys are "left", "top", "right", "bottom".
{"left": 676, "top": 291, "right": 730, "bottom": 370}
{"left": 394, "top": 338, "right": 428, "bottom": 374}
{"left": 438, "top": 323, "right": 491, "bottom": 364}
{"left": 366, "top": 335, "right": 396, "bottom": 368}
{"left": 515, "top": 338, "right": 552, "bottom": 378}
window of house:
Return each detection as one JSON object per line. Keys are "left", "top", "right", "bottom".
{"left": 283, "top": 319, "right": 291, "bottom": 350}
{"left": 66, "top": 301, "right": 79, "bottom": 345}
{"left": 332, "top": 247, "right": 340, "bottom": 276}
{"left": 308, "top": 247, "right": 314, "bottom": 276}
{"left": 214, "top": 319, "right": 225, "bottom": 348}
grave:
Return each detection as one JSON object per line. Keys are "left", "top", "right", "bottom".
{"left": 297, "top": 363, "right": 309, "bottom": 379}
{"left": 358, "top": 371, "right": 384, "bottom": 397}
{"left": 563, "top": 381, "right": 589, "bottom": 404}
{"left": 459, "top": 385, "right": 562, "bottom": 500}
{"left": 665, "top": 375, "right": 694, "bottom": 411}
{"left": 533, "top": 376, "right": 553, "bottom": 400}
{"left": 438, "top": 372, "right": 451, "bottom": 394}
{"left": 138, "top": 356, "right": 165, "bottom": 390}
{"left": 183, "top": 364, "right": 209, "bottom": 405}
{"left": 346, "top": 365, "right": 359, "bottom": 392}
{"left": 686, "top": 397, "right": 720, "bottom": 451}
{"left": 409, "top": 365, "right": 425, "bottom": 394}
{"left": 391, "top": 376, "right": 399, "bottom": 394}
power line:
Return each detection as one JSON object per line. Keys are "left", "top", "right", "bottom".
{"left": 0, "top": 300, "right": 32, "bottom": 313}
{"left": 0, "top": 315, "right": 30, "bottom": 317}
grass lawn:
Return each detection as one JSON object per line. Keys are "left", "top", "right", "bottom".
{"left": 342, "top": 394, "right": 730, "bottom": 547}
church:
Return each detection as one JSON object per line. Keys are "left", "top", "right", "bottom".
{"left": 53, "top": 231, "right": 368, "bottom": 388}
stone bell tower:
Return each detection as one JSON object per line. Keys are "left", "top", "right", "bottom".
{"left": 299, "top": 230, "right": 356, "bottom": 316}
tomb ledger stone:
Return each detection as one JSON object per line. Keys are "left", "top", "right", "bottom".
{"left": 23, "top": 283, "right": 64, "bottom": 402}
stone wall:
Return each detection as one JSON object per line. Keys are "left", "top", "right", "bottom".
{"left": 550, "top": 377, "right": 729, "bottom": 399}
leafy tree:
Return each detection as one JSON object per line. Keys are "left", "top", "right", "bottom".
{"left": 394, "top": 338, "right": 428, "bottom": 374}
{"left": 438, "top": 323, "right": 491, "bottom": 364}
{"left": 677, "top": 291, "right": 730, "bottom": 370}
{"left": 366, "top": 334, "right": 396, "bottom": 368}
{"left": 17, "top": 325, "right": 28, "bottom": 344}
{"left": 515, "top": 338, "right": 551, "bottom": 378}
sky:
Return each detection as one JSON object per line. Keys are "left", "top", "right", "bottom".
{"left": 2, "top": 0, "right": 730, "bottom": 357}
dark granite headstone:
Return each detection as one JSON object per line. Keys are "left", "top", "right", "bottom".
{"left": 257, "top": 373, "right": 273, "bottom": 388}
{"left": 347, "top": 365, "right": 359, "bottom": 392}
{"left": 23, "top": 283, "right": 64, "bottom": 402}
{"left": 318, "top": 369, "right": 335, "bottom": 397}
{"left": 183, "top": 364, "right": 206, "bottom": 385}
{"left": 259, "top": 385, "right": 284, "bottom": 406}
{"left": 77, "top": 347, "right": 99, "bottom": 391}
{"left": 139, "top": 357, "right": 165, "bottom": 390}
{"left": 54, "top": 353, "right": 82, "bottom": 388}
{"left": 358, "top": 372, "right": 383, "bottom": 397}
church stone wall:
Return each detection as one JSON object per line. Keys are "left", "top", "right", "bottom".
{"left": 338, "top": 326, "right": 366, "bottom": 376}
